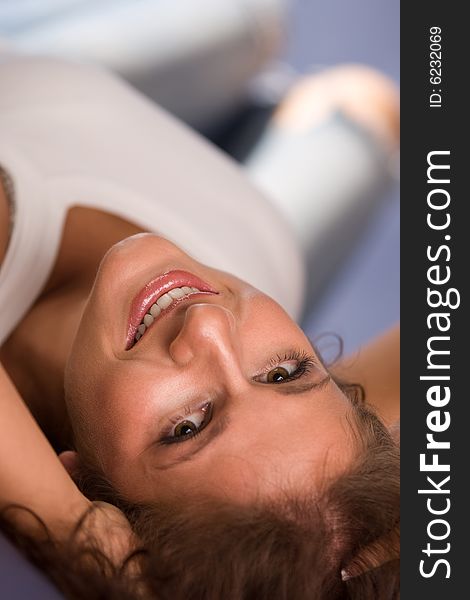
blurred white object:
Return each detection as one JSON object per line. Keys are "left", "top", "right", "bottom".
{"left": 0, "top": 54, "right": 306, "bottom": 344}
{"left": 0, "top": 0, "right": 290, "bottom": 130}
{"left": 246, "top": 114, "right": 394, "bottom": 302}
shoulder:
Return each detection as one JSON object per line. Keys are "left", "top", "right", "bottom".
{"left": 0, "top": 54, "right": 126, "bottom": 109}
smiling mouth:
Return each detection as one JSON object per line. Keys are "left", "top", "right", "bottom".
{"left": 126, "top": 270, "right": 218, "bottom": 349}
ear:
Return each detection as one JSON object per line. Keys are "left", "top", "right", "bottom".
{"left": 58, "top": 450, "right": 81, "bottom": 478}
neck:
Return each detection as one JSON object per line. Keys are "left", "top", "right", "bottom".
{"left": 0, "top": 205, "right": 143, "bottom": 450}
{"left": 0, "top": 282, "right": 89, "bottom": 450}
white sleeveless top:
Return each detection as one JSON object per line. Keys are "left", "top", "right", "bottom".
{"left": 0, "top": 54, "right": 305, "bottom": 346}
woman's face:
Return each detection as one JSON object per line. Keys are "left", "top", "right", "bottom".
{"left": 65, "top": 234, "right": 357, "bottom": 504}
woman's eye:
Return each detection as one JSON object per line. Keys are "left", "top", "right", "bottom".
{"left": 266, "top": 363, "right": 297, "bottom": 382}
{"left": 256, "top": 352, "right": 316, "bottom": 384}
{"left": 173, "top": 419, "right": 200, "bottom": 437}
{"left": 167, "top": 402, "right": 212, "bottom": 442}
{"left": 259, "top": 360, "right": 300, "bottom": 384}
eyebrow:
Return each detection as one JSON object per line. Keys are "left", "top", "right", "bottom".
{"left": 152, "top": 374, "right": 331, "bottom": 471}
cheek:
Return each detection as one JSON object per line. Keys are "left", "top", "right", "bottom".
{"left": 68, "top": 364, "right": 151, "bottom": 467}
{"left": 237, "top": 295, "right": 308, "bottom": 360}
{"left": 96, "top": 375, "right": 153, "bottom": 451}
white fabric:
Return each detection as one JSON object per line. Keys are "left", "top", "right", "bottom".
{"left": 0, "top": 55, "right": 305, "bottom": 345}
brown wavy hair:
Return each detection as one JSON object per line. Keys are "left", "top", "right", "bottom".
{"left": 1, "top": 381, "right": 399, "bottom": 599}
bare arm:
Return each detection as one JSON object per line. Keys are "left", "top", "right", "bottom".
{"left": 1, "top": 179, "right": 91, "bottom": 534}
{"left": 0, "top": 362, "right": 90, "bottom": 538}
{"left": 1, "top": 363, "right": 136, "bottom": 565}
{"left": 332, "top": 324, "right": 400, "bottom": 426}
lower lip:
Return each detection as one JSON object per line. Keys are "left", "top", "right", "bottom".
{"left": 126, "top": 270, "right": 218, "bottom": 349}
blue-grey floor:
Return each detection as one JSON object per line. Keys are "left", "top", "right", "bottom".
{"left": 284, "top": 0, "right": 400, "bottom": 354}
{"left": 302, "top": 188, "right": 399, "bottom": 356}
{"left": 284, "top": 0, "right": 399, "bottom": 81}
{"left": 0, "top": 536, "right": 61, "bottom": 600}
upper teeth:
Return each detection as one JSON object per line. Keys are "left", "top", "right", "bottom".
{"left": 134, "top": 286, "right": 202, "bottom": 343}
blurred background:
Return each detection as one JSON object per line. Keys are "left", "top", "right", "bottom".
{"left": 0, "top": 1, "right": 399, "bottom": 596}
{"left": 285, "top": 0, "right": 399, "bottom": 357}
{"left": 0, "top": 0, "right": 399, "bottom": 356}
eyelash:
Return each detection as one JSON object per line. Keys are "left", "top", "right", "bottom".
{"left": 159, "top": 349, "right": 316, "bottom": 445}
{"left": 258, "top": 349, "right": 316, "bottom": 383}
{"left": 160, "top": 403, "right": 212, "bottom": 445}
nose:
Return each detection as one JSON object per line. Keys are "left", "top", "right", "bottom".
{"left": 169, "top": 303, "right": 239, "bottom": 369}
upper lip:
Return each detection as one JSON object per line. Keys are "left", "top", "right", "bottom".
{"left": 126, "top": 270, "right": 218, "bottom": 349}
